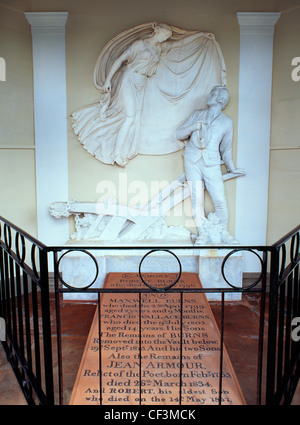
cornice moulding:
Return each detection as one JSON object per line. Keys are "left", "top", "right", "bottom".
{"left": 24, "top": 12, "right": 68, "bottom": 28}
{"left": 237, "top": 12, "right": 281, "bottom": 36}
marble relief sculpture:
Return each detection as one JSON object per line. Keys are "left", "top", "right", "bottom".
{"left": 51, "top": 23, "right": 245, "bottom": 245}
{"left": 71, "top": 22, "right": 227, "bottom": 166}
{"left": 177, "top": 85, "right": 245, "bottom": 245}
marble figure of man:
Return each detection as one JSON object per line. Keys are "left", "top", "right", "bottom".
{"left": 176, "top": 85, "right": 245, "bottom": 245}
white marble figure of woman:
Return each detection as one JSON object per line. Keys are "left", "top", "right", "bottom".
{"left": 71, "top": 22, "right": 227, "bottom": 166}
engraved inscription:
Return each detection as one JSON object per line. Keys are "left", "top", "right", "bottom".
{"left": 69, "top": 273, "right": 245, "bottom": 405}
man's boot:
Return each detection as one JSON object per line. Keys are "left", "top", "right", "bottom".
{"left": 221, "top": 226, "right": 239, "bottom": 245}
{"left": 195, "top": 227, "right": 208, "bottom": 245}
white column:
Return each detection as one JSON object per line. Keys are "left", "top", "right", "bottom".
{"left": 25, "top": 12, "right": 69, "bottom": 245}
{"left": 235, "top": 12, "right": 280, "bottom": 269}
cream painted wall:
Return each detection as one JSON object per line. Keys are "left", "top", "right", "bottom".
{"left": 268, "top": 5, "right": 300, "bottom": 244}
{"left": 0, "top": 0, "right": 299, "bottom": 245}
{"left": 0, "top": 150, "right": 36, "bottom": 230}
{"left": 0, "top": 2, "right": 37, "bottom": 237}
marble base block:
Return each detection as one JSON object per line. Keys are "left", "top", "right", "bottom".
{"left": 59, "top": 243, "right": 243, "bottom": 301}
{"left": 199, "top": 249, "right": 243, "bottom": 301}
{"left": 60, "top": 250, "right": 106, "bottom": 301}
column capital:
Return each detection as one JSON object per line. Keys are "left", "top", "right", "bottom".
{"left": 237, "top": 12, "right": 281, "bottom": 36}
{"left": 25, "top": 12, "right": 68, "bottom": 35}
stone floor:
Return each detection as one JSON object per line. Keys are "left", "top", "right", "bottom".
{"left": 0, "top": 292, "right": 299, "bottom": 406}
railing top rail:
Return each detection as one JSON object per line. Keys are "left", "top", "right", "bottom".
{"left": 45, "top": 244, "right": 271, "bottom": 252}
{"left": 271, "top": 224, "right": 300, "bottom": 249}
{"left": 0, "top": 215, "right": 47, "bottom": 250}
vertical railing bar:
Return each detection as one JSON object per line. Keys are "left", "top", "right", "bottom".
{"left": 15, "top": 263, "right": 25, "bottom": 361}
{"left": 266, "top": 248, "right": 280, "bottom": 405}
{"left": 282, "top": 262, "right": 300, "bottom": 404}
{"left": 31, "top": 279, "right": 42, "bottom": 388}
{"left": 179, "top": 291, "right": 183, "bottom": 406}
{"left": 291, "top": 266, "right": 299, "bottom": 365}
{"left": 257, "top": 251, "right": 267, "bottom": 405}
{"left": 39, "top": 249, "right": 54, "bottom": 405}
{"left": 218, "top": 292, "right": 225, "bottom": 406}
{"left": 293, "top": 266, "right": 299, "bottom": 318}
{"left": 55, "top": 295, "right": 63, "bottom": 405}
{"left": 139, "top": 292, "right": 142, "bottom": 406}
{"left": 54, "top": 251, "right": 63, "bottom": 405}
{"left": 296, "top": 265, "right": 300, "bottom": 318}
{"left": 22, "top": 272, "right": 32, "bottom": 379}
{"left": 9, "top": 257, "right": 18, "bottom": 350}
{"left": 284, "top": 274, "right": 293, "bottom": 384}
{"left": 0, "top": 247, "right": 6, "bottom": 320}
{"left": 276, "top": 280, "right": 285, "bottom": 398}
{"left": 23, "top": 272, "right": 33, "bottom": 403}
{"left": 4, "top": 251, "right": 12, "bottom": 343}
{"left": 98, "top": 293, "right": 103, "bottom": 406}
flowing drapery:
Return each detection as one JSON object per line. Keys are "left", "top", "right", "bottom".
{"left": 71, "top": 23, "right": 227, "bottom": 165}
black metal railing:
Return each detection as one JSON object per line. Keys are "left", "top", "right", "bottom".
{"left": 0, "top": 215, "right": 299, "bottom": 405}
{"left": 0, "top": 217, "right": 54, "bottom": 404}
{"left": 51, "top": 245, "right": 268, "bottom": 406}
{"left": 266, "top": 226, "right": 300, "bottom": 404}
